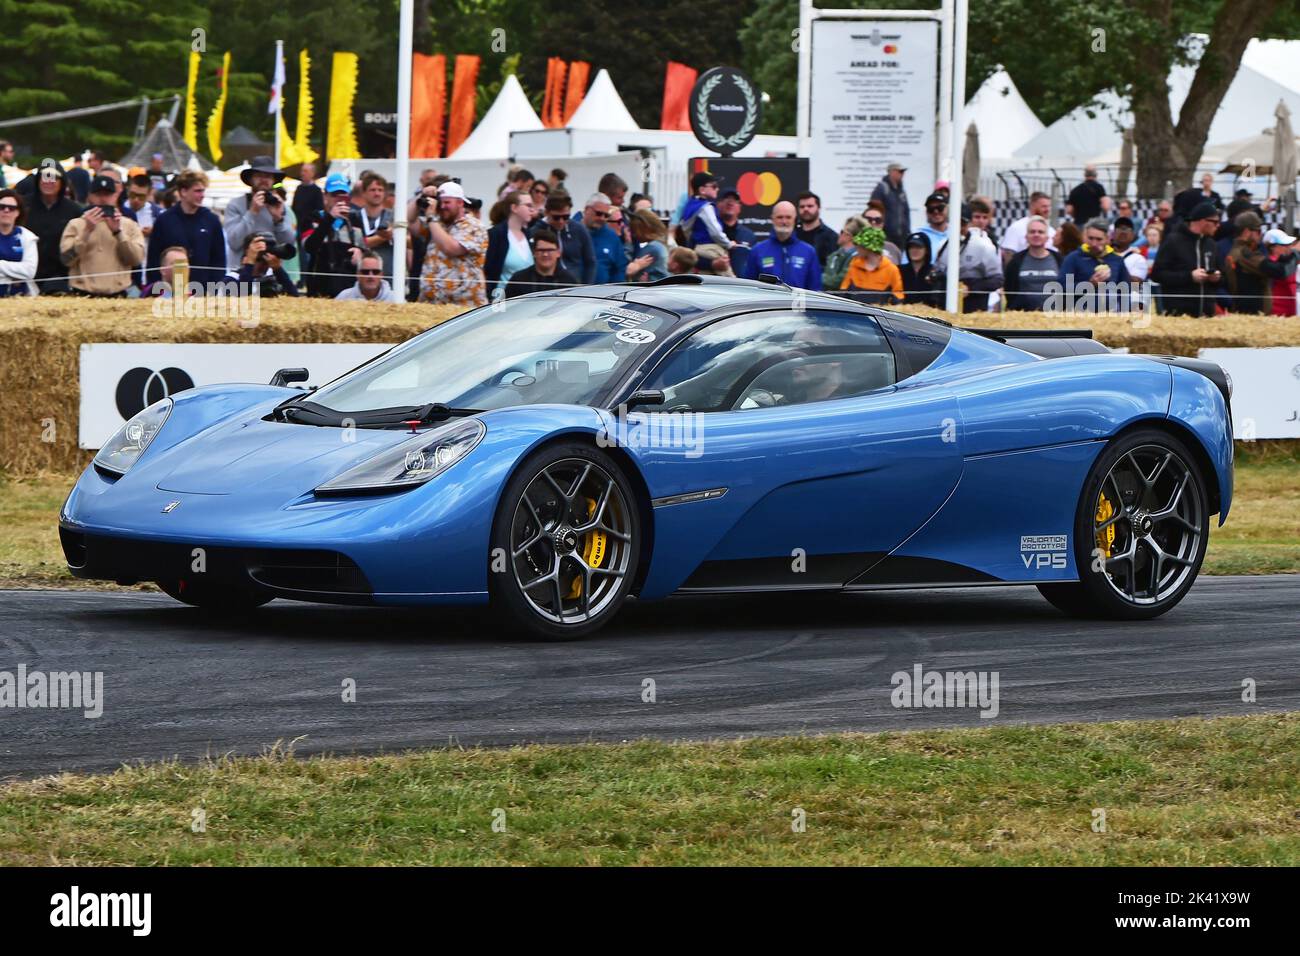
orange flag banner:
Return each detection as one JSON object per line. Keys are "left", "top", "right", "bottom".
{"left": 661, "top": 61, "right": 697, "bottom": 131}
{"left": 542, "top": 57, "right": 568, "bottom": 128}
{"left": 411, "top": 53, "right": 446, "bottom": 157}
{"left": 562, "top": 61, "right": 590, "bottom": 125}
{"left": 446, "top": 54, "right": 480, "bottom": 155}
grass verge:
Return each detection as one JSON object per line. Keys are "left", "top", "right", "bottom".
{"left": 5, "top": 442, "right": 1297, "bottom": 587}
{"left": 1, "top": 715, "right": 1297, "bottom": 865}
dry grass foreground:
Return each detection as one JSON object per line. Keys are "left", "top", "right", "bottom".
{"left": 2, "top": 295, "right": 1299, "bottom": 476}
{"left": 0, "top": 714, "right": 1296, "bottom": 865}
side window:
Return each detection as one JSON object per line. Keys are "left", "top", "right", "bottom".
{"left": 875, "top": 312, "right": 952, "bottom": 379}
{"left": 643, "top": 310, "right": 896, "bottom": 412}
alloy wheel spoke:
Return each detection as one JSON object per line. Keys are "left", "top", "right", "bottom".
{"left": 541, "top": 468, "right": 569, "bottom": 504}
{"left": 566, "top": 462, "right": 593, "bottom": 501}
{"left": 1143, "top": 451, "right": 1172, "bottom": 489}
{"left": 1095, "top": 509, "right": 1125, "bottom": 535}
{"left": 520, "top": 567, "right": 558, "bottom": 592}
{"left": 513, "top": 532, "right": 545, "bottom": 558}
{"left": 1151, "top": 472, "right": 1190, "bottom": 519}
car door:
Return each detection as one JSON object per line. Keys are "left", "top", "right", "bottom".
{"left": 609, "top": 308, "right": 964, "bottom": 598}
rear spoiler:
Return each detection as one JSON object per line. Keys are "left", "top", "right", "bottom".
{"left": 963, "top": 327, "right": 1110, "bottom": 358}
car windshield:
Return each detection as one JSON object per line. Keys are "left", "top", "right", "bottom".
{"left": 307, "top": 296, "right": 675, "bottom": 413}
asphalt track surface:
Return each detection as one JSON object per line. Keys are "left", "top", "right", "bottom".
{"left": 1, "top": 575, "right": 1297, "bottom": 779}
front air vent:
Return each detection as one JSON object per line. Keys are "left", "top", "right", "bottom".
{"left": 247, "top": 549, "right": 370, "bottom": 594}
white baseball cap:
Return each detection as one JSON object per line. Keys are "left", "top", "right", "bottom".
{"left": 437, "top": 181, "right": 466, "bottom": 200}
{"left": 1263, "top": 227, "right": 1297, "bottom": 245}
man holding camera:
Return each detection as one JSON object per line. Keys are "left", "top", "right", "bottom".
{"left": 58, "top": 174, "right": 145, "bottom": 296}
{"left": 223, "top": 156, "right": 296, "bottom": 271}
{"left": 304, "top": 172, "right": 368, "bottom": 298}
{"left": 228, "top": 232, "right": 298, "bottom": 297}
{"left": 411, "top": 180, "right": 487, "bottom": 306}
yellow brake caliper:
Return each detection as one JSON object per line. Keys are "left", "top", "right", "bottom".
{"left": 1095, "top": 491, "right": 1116, "bottom": 558}
{"left": 567, "top": 498, "right": 607, "bottom": 598}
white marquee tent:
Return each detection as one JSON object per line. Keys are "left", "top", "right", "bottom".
{"left": 964, "top": 66, "right": 1044, "bottom": 158}
{"left": 566, "top": 68, "right": 640, "bottom": 131}
{"left": 449, "top": 74, "right": 543, "bottom": 160}
{"left": 1014, "top": 37, "right": 1300, "bottom": 165}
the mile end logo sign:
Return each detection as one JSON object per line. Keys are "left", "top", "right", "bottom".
{"left": 689, "top": 66, "right": 761, "bottom": 157}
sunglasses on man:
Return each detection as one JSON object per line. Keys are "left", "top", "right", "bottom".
{"left": 358, "top": 268, "right": 383, "bottom": 276}
{"left": 0, "top": 203, "right": 19, "bottom": 213}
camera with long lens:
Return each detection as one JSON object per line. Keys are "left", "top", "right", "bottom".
{"left": 252, "top": 231, "right": 295, "bottom": 261}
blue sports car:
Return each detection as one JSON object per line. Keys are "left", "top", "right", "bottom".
{"left": 61, "top": 276, "right": 1233, "bottom": 638}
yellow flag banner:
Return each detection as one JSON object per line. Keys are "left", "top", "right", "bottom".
{"left": 278, "top": 113, "right": 300, "bottom": 168}
{"left": 206, "top": 51, "right": 231, "bottom": 163}
{"left": 326, "top": 51, "right": 361, "bottom": 160}
{"left": 294, "top": 49, "right": 319, "bottom": 165}
{"left": 182, "top": 50, "right": 201, "bottom": 151}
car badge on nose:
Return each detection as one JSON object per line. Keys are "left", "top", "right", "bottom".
{"left": 162, "top": 500, "right": 181, "bottom": 513}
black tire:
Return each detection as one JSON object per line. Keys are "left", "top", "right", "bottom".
{"left": 489, "top": 442, "right": 641, "bottom": 640}
{"left": 156, "top": 578, "right": 274, "bottom": 610}
{"left": 1038, "top": 428, "right": 1209, "bottom": 620}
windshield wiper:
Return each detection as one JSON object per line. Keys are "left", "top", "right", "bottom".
{"left": 277, "top": 401, "right": 482, "bottom": 428}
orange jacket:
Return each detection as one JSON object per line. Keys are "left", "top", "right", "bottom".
{"left": 841, "top": 254, "right": 903, "bottom": 300}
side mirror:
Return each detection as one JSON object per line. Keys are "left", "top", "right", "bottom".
{"left": 625, "top": 389, "right": 665, "bottom": 408}
{"left": 269, "top": 367, "right": 309, "bottom": 388}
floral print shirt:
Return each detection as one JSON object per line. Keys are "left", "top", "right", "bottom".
{"left": 419, "top": 214, "right": 488, "bottom": 306}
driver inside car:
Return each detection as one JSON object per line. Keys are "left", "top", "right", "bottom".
{"left": 740, "top": 326, "right": 847, "bottom": 408}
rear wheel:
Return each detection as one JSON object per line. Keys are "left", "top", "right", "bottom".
{"left": 1038, "top": 429, "right": 1209, "bottom": 620}
{"left": 156, "top": 578, "right": 274, "bottom": 610}
{"left": 489, "top": 443, "right": 640, "bottom": 640}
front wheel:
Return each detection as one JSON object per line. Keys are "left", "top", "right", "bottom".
{"left": 156, "top": 578, "right": 274, "bottom": 610}
{"left": 1038, "top": 429, "right": 1209, "bottom": 620}
{"left": 489, "top": 443, "right": 641, "bottom": 640}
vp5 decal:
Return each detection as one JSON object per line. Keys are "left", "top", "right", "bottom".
{"left": 1020, "top": 534, "right": 1068, "bottom": 570}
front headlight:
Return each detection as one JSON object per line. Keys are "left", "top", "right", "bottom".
{"left": 93, "top": 398, "right": 172, "bottom": 475}
{"left": 315, "top": 418, "right": 485, "bottom": 495}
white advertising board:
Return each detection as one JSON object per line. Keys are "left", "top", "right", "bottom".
{"left": 79, "top": 342, "right": 395, "bottom": 449}
{"left": 1199, "top": 347, "right": 1300, "bottom": 440}
{"left": 809, "top": 19, "right": 939, "bottom": 231}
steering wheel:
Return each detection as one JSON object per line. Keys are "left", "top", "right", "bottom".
{"left": 494, "top": 368, "right": 534, "bottom": 387}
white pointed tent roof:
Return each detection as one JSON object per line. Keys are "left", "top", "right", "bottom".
{"left": 963, "top": 66, "right": 1044, "bottom": 158}
{"left": 450, "top": 74, "right": 543, "bottom": 160}
{"left": 566, "top": 68, "right": 640, "bottom": 131}
{"left": 1015, "top": 37, "right": 1300, "bottom": 164}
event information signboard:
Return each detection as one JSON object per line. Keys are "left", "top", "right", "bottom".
{"left": 808, "top": 19, "right": 939, "bottom": 230}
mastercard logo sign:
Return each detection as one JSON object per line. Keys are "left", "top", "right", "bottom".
{"left": 883, "top": 44, "right": 898, "bottom": 53}
{"left": 736, "top": 171, "right": 782, "bottom": 206}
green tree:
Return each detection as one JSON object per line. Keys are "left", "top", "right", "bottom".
{"left": 202, "top": 0, "right": 400, "bottom": 158}
{"left": 0, "top": 0, "right": 210, "bottom": 161}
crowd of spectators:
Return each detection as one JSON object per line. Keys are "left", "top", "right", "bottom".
{"left": 0, "top": 147, "right": 1295, "bottom": 316}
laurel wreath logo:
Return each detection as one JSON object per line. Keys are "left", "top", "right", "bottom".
{"left": 694, "top": 73, "right": 758, "bottom": 151}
